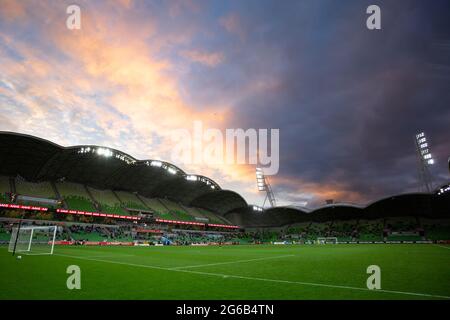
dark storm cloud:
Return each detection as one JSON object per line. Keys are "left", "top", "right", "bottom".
{"left": 182, "top": 0, "right": 450, "bottom": 205}
{"left": 2, "top": 0, "right": 448, "bottom": 207}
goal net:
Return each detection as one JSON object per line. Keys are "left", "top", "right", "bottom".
{"left": 316, "top": 237, "right": 338, "bottom": 244}
{"left": 8, "top": 225, "right": 58, "bottom": 255}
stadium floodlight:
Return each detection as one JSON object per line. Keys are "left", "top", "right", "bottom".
{"left": 186, "top": 175, "right": 197, "bottom": 181}
{"left": 96, "top": 147, "right": 113, "bottom": 157}
{"left": 255, "top": 167, "right": 277, "bottom": 207}
{"left": 256, "top": 168, "right": 266, "bottom": 191}
{"left": 9, "top": 225, "right": 58, "bottom": 255}
{"left": 437, "top": 184, "right": 450, "bottom": 196}
{"left": 150, "top": 160, "right": 163, "bottom": 167}
{"left": 167, "top": 167, "right": 177, "bottom": 175}
{"left": 415, "top": 131, "right": 434, "bottom": 192}
{"left": 252, "top": 205, "right": 263, "bottom": 212}
{"left": 78, "top": 146, "right": 92, "bottom": 154}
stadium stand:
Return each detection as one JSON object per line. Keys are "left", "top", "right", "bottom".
{"left": 0, "top": 176, "right": 11, "bottom": 203}
{"left": 386, "top": 233, "right": 422, "bottom": 242}
{"left": 87, "top": 186, "right": 129, "bottom": 215}
{"left": 421, "top": 219, "right": 450, "bottom": 240}
{"left": 286, "top": 222, "right": 311, "bottom": 237}
{"left": 15, "top": 177, "right": 56, "bottom": 199}
{"left": 115, "top": 191, "right": 148, "bottom": 211}
{"left": 385, "top": 216, "right": 419, "bottom": 232}
{"left": 139, "top": 196, "right": 177, "bottom": 220}
{"left": 0, "top": 221, "right": 11, "bottom": 241}
{"left": 307, "top": 222, "right": 331, "bottom": 240}
{"left": 356, "top": 219, "right": 384, "bottom": 241}
{"left": 330, "top": 220, "right": 358, "bottom": 242}
{"left": 159, "top": 198, "right": 195, "bottom": 221}
{"left": 181, "top": 205, "right": 209, "bottom": 220}
{"left": 56, "top": 182, "right": 97, "bottom": 212}
{"left": 197, "top": 207, "right": 229, "bottom": 224}
{"left": 67, "top": 225, "right": 103, "bottom": 241}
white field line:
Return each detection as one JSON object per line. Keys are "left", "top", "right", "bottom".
{"left": 53, "top": 253, "right": 450, "bottom": 300}
{"left": 85, "top": 254, "right": 135, "bottom": 259}
{"left": 58, "top": 249, "right": 131, "bottom": 255}
{"left": 433, "top": 244, "right": 450, "bottom": 250}
{"left": 169, "top": 254, "right": 295, "bottom": 270}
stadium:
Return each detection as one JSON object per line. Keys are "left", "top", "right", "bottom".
{"left": 1, "top": 1, "right": 450, "bottom": 310}
{"left": 1, "top": 132, "right": 449, "bottom": 300}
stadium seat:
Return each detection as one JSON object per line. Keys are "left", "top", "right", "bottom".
{"left": 422, "top": 219, "right": 450, "bottom": 240}
{"left": 115, "top": 191, "right": 148, "bottom": 211}
{"left": 196, "top": 207, "right": 229, "bottom": 224}
{"left": 56, "top": 182, "right": 97, "bottom": 212}
{"left": 159, "top": 199, "right": 196, "bottom": 221}
{"left": 15, "top": 178, "right": 56, "bottom": 199}
{"left": 139, "top": 196, "right": 177, "bottom": 220}
{"left": 356, "top": 219, "right": 384, "bottom": 241}
{"left": 87, "top": 186, "right": 129, "bottom": 215}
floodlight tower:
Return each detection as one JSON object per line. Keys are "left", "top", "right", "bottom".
{"left": 256, "top": 167, "right": 277, "bottom": 207}
{"left": 414, "top": 132, "right": 434, "bottom": 193}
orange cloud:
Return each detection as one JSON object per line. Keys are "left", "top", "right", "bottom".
{"left": 0, "top": 0, "right": 26, "bottom": 21}
{"left": 0, "top": 2, "right": 279, "bottom": 205}
{"left": 181, "top": 49, "right": 224, "bottom": 67}
{"left": 269, "top": 175, "right": 367, "bottom": 206}
{"left": 114, "top": 0, "right": 133, "bottom": 9}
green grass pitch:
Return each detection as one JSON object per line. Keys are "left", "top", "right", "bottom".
{"left": 0, "top": 244, "right": 449, "bottom": 300}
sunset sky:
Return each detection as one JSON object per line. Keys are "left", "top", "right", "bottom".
{"left": 1, "top": 0, "right": 449, "bottom": 208}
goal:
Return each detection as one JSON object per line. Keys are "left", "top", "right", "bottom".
{"left": 316, "top": 237, "right": 338, "bottom": 244}
{"left": 8, "top": 225, "right": 58, "bottom": 255}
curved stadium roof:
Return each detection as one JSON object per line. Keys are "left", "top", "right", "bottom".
{"left": 0, "top": 132, "right": 248, "bottom": 215}
{"left": 228, "top": 192, "right": 449, "bottom": 228}
{"left": 1, "top": 132, "right": 448, "bottom": 227}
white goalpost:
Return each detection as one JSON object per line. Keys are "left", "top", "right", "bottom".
{"left": 8, "top": 225, "right": 58, "bottom": 255}
{"left": 316, "top": 237, "right": 338, "bottom": 244}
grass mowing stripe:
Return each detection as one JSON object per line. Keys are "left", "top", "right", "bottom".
{"left": 54, "top": 253, "right": 450, "bottom": 300}
{"left": 168, "top": 254, "right": 295, "bottom": 270}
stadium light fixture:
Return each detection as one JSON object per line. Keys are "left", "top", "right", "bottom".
{"left": 415, "top": 132, "right": 435, "bottom": 166}
{"left": 167, "top": 167, "right": 177, "bottom": 175}
{"left": 437, "top": 184, "right": 450, "bottom": 195}
{"left": 78, "top": 147, "right": 92, "bottom": 154}
{"left": 252, "top": 205, "right": 263, "bottom": 212}
{"left": 186, "top": 175, "right": 197, "bottom": 181}
{"left": 150, "top": 160, "right": 162, "bottom": 167}
{"left": 255, "top": 167, "right": 277, "bottom": 207}
{"left": 415, "top": 131, "right": 435, "bottom": 192}
{"left": 96, "top": 147, "right": 113, "bottom": 157}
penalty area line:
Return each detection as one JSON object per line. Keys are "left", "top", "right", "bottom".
{"left": 53, "top": 253, "right": 450, "bottom": 300}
